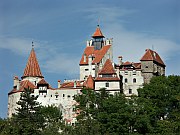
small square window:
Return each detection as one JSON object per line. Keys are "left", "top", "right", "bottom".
{"left": 105, "top": 82, "right": 109, "bottom": 87}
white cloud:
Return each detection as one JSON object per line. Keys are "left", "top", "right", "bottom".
{"left": 0, "top": 37, "right": 80, "bottom": 78}
{"left": 0, "top": 6, "right": 179, "bottom": 78}
{"left": 0, "top": 37, "right": 33, "bottom": 56}
{"left": 86, "top": 7, "right": 180, "bottom": 65}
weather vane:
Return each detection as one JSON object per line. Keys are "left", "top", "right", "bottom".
{"left": 32, "top": 41, "right": 34, "bottom": 48}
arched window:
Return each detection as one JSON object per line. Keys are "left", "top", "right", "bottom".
{"left": 133, "top": 78, "right": 136, "bottom": 83}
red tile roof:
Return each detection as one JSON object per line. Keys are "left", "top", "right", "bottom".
{"left": 8, "top": 80, "right": 36, "bottom": 95}
{"left": 38, "top": 79, "right": 48, "bottom": 85}
{"left": 22, "top": 48, "right": 43, "bottom": 79}
{"left": 83, "top": 75, "right": 94, "bottom": 89}
{"left": 95, "top": 77, "right": 120, "bottom": 81}
{"left": 95, "top": 59, "right": 120, "bottom": 81}
{"left": 140, "top": 49, "right": 165, "bottom": 66}
{"left": 133, "top": 63, "right": 141, "bottom": 69}
{"left": 37, "top": 79, "right": 54, "bottom": 89}
{"left": 79, "top": 45, "right": 111, "bottom": 65}
{"left": 92, "top": 25, "right": 104, "bottom": 38}
{"left": 60, "top": 81, "right": 83, "bottom": 89}
{"left": 122, "top": 61, "right": 131, "bottom": 66}
{"left": 99, "top": 59, "right": 116, "bottom": 75}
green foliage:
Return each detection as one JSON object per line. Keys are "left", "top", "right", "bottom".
{"left": 62, "top": 75, "right": 180, "bottom": 135}
{"left": 1, "top": 87, "right": 63, "bottom": 135}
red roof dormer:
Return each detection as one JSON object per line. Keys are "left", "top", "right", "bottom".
{"left": 99, "top": 59, "right": 116, "bottom": 75}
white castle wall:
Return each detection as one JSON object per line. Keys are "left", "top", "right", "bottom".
{"left": 8, "top": 92, "right": 21, "bottom": 117}
{"left": 120, "top": 70, "right": 144, "bottom": 96}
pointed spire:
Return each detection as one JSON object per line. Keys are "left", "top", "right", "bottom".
{"left": 92, "top": 25, "right": 105, "bottom": 38}
{"left": 22, "top": 46, "right": 43, "bottom": 79}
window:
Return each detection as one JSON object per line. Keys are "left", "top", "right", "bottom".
{"left": 145, "top": 65, "right": 148, "bottom": 68}
{"left": 63, "top": 94, "right": 65, "bottom": 97}
{"left": 85, "top": 69, "right": 89, "bottom": 71}
{"left": 125, "top": 78, "right": 128, "bottom": 83}
{"left": 51, "top": 95, "right": 52, "bottom": 97}
{"left": 102, "top": 74, "right": 112, "bottom": 77}
{"left": 129, "top": 89, "right": 132, "bottom": 94}
{"left": 133, "top": 70, "right": 136, "bottom": 75}
{"left": 133, "top": 78, "right": 136, "bottom": 83}
{"left": 55, "top": 95, "right": 59, "bottom": 98}
{"left": 105, "top": 82, "right": 109, "bottom": 87}
{"left": 67, "top": 95, "right": 71, "bottom": 98}
{"left": 125, "top": 70, "right": 128, "bottom": 75}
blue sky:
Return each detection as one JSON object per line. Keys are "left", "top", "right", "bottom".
{"left": 0, "top": 0, "right": 179, "bottom": 118}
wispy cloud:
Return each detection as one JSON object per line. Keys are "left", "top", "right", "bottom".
{"left": 85, "top": 6, "right": 180, "bottom": 64}
{"left": 0, "top": 37, "right": 80, "bottom": 78}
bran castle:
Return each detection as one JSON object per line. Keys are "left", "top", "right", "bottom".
{"left": 8, "top": 25, "right": 166, "bottom": 125}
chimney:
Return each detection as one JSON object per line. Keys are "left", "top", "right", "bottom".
{"left": 17, "top": 80, "right": 20, "bottom": 90}
{"left": 118, "top": 56, "right": 123, "bottom": 65}
{"left": 84, "top": 54, "right": 86, "bottom": 63}
{"left": 74, "top": 81, "right": 77, "bottom": 88}
{"left": 13, "top": 76, "right": 19, "bottom": 87}
{"left": 58, "top": 80, "right": 61, "bottom": 88}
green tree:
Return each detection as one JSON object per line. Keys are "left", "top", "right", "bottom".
{"left": 11, "top": 87, "right": 44, "bottom": 135}
{"left": 40, "top": 105, "right": 63, "bottom": 135}
{"left": 137, "top": 75, "right": 180, "bottom": 134}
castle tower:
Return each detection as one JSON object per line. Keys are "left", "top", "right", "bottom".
{"left": 92, "top": 25, "right": 105, "bottom": 50}
{"left": 79, "top": 25, "right": 113, "bottom": 80}
{"left": 140, "top": 49, "right": 166, "bottom": 83}
{"left": 21, "top": 46, "right": 44, "bottom": 85}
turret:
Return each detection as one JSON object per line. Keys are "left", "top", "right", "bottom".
{"left": 92, "top": 25, "right": 105, "bottom": 50}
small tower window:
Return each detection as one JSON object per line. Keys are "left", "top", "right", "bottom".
{"left": 125, "top": 78, "right": 128, "bottom": 83}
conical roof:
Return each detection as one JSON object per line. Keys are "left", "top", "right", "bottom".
{"left": 22, "top": 48, "right": 43, "bottom": 79}
{"left": 92, "top": 25, "right": 104, "bottom": 38}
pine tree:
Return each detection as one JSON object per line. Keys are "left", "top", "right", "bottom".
{"left": 13, "top": 87, "right": 45, "bottom": 135}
